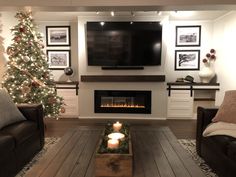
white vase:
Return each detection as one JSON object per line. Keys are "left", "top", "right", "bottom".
{"left": 199, "top": 63, "right": 215, "bottom": 83}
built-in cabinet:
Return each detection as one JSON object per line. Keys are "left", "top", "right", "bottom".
{"left": 55, "top": 81, "right": 79, "bottom": 118}
{"left": 167, "top": 82, "right": 220, "bottom": 119}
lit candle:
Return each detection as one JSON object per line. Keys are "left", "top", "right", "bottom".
{"left": 107, "top": 139, "right": 119, "bottom": 149}
{"left": 108, "top": 132, "right": 125, "bottom": 140}
{"left": 113, "top": 121, "right": 122, "bottom": 131}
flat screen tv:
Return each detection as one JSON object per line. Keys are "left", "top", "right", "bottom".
{"left": 86, "top": 21, "right": 162, "bottom": 66}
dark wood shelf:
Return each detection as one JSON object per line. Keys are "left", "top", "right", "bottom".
{"left": 194, "top": 98, "right": 215, "bottom": 101}
{"left": 54, "top": 81, "right": 79, "bottom": 85}
{"left": 81, "top": 75, "right": 165, "bottom": 82}
{"left": 167, "top": 82, "right": 220, "bottom": 86}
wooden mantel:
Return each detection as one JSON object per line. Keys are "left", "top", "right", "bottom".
{"left": 80, "top": 75, "right": 165, "bottom": 82}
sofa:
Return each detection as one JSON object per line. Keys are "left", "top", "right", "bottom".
{"left": 196, "top": 106, "right": 236, "bottom": 177}
{"left": 0, "top": 104, "right": 45, "bottom": 177}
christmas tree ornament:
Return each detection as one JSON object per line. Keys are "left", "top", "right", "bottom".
{"left": 6, "top": 47, "right": 13, "bottom": 55}
{"left": 14, "top": 36, "right": 21, "bottom": 42}
{"left": 21, "top": 86, "right": 31, "bottom": 94}
{"left": 19, "top": 27, "right": 25, "bottom": 33}
{"left": 61, "top": 107, "right": 66, "bottom": 113}
{"left": 23, "top": 56, "right": 30, "bottom": 62}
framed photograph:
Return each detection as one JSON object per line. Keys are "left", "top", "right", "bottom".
{"left": 176, "top": 26, "right": 201, "bottom": 47}
{"left": 175, "top": 50, "right": 200, "bottom": 70}
{"left": 47, "top": 50, "right": 71, "bottom": 70}
{"left": 46, "top": 26, "right": 70, "bottom": 46}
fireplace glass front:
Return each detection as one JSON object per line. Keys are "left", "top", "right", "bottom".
{"left": 94, "top": 90, "right": 151, "bottom": 114}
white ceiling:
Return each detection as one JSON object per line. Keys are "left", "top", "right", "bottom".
{"left": 33, "top": 11, "right": 229, "bottom": 22}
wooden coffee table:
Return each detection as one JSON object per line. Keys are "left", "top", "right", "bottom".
{"left": 25, "top": 126, "right": 205, "bottom": 177}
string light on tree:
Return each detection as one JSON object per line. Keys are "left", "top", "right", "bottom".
{"left": 2, "top": 11, "right": 64, "bottom": 118}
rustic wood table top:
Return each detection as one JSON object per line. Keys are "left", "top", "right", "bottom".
{"left": 25, "top": 126, "right": 205, "bottom": 177}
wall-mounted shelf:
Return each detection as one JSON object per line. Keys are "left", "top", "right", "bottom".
{"left": 54, "top": 81, "right": 79, "bottom": 118}
{"left": 167, "top": 82, "right": 220, "bottom": 96}
{"left": 166, "top": 82, "right": 220, "bottom": 119}
{"left": 81, "top": 75, "right": 165, "bottom": 82}
{"left": 54, "top": 81, "right": 79, "bottom": 95}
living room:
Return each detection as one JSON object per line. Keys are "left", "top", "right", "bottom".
{"left": 1, "top": 0, "right": 236, "bottom": 177}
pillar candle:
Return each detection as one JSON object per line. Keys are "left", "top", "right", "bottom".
{"left": 107, "top": 139, "right": 119, "bottom": 149}
{"left": 113, "top": 121, "right": 122, "bottom": 131}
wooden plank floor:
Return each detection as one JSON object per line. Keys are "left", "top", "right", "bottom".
{"left": 44, "top": 118, "right": 197, "bottom": 139}
{"left": 26, "top": 126, "right": 205, "bottom": 177}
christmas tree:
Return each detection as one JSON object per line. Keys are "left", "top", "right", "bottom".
{"left": 2, "top": 11, "right": 64, "bottom": 118}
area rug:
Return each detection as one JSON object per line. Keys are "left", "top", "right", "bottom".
{"left": 16, "top": 137, "right": 61, "bottom": 177}
{"left": 178, "top": 139, "right": 218, "bottom": 177}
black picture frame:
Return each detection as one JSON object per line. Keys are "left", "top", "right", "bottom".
{"left": 175, "top": 50, "right": 200, "bottom": 70}
{"left": 46, "top": 26, "right": 71, "bottom": 46}
{"left": 176, "top": 26, "right": 201, "bottom": 47}
{"left": 47, "top": 50, "right": 71, "bottom": 70}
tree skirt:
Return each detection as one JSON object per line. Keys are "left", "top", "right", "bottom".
{"left": 16, "top": 137, "right": 61, "bottom": 177}
{"left": 178, "top": 139, "right": 218, "bottom": 177}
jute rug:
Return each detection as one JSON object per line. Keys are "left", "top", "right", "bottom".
{"left": 16, "top": 137, "right": 61, "bottom": 177}
{"left": 178, "top": 139, "right": 218, "bottom": 177}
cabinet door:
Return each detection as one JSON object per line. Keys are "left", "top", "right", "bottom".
{"left": 167, "top": 90, "right": 193, "bottom": 118}
{"left": 57, "top": 89, "right": 78, "bottom": 118}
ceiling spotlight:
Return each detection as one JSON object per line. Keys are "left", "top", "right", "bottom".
{"left": 156, "top": 11, "right": 162, "bottom": 16}
{"left": 131, "top": 11, "right": 135, "bottom": 17}
{"left": 111, "top": 11, "right": 115, "bottom": 17}
{"left": 170, "top": 11, "right": 194, "bottom": 17}
{"left": 100, "top": 22, "right": 105, "bottom": 26}
{"left": 96, "top": 11, "right": 100, "bottom": 14}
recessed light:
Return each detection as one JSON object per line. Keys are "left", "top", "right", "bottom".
{"left": 100, "top": 22, "right": 105, "bottom": 26}
{"left": 111, "top": 11, "right": 115, "bottom": 17}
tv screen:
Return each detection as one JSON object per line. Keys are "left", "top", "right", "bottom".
{"left": 86, "top": 22, "right": 162, "bottom": 66}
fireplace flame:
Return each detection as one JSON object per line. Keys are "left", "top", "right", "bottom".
{"left": 101, "top": 103, "right": 145, "bottom": 108}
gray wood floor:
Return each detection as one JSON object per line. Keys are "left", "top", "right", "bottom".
{"left": 26, "top": 126, "right": 204, "bottom": 177}
{"left": 44, "top": 118, "right": 197, "bottom": 139}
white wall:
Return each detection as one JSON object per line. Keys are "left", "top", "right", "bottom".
{"left": 166, "top": 20, "right": 214, "bottom": 82}
{"left": 213, "top": 12, "right": 236, "bottom": 105}
{"left": 37, "top": 21, "right": 78, "bottom": 81}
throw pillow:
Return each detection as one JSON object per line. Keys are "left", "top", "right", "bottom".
{"left": 203, "top": 122, "right": 236, "bottom": 138}
{"left": 212, "top": 90, "right": 236, "bottom": 123}
{"left": 0, "top": 89, "right": 26, "bottom": 129}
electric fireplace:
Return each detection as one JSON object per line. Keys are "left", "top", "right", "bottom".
{"left": 94, "top": 90, "right": 151, "bottom": 114}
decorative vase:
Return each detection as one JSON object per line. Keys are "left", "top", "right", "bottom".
{"left": 199, "top": 63, "right": 215, "bottom": 83}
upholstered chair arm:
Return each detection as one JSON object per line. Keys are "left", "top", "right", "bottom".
{"left": 17, "top": 104, "right": 45, "bottom": 147}
{"left": 196, "top": 107, "right": 218, "bottom": 156}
